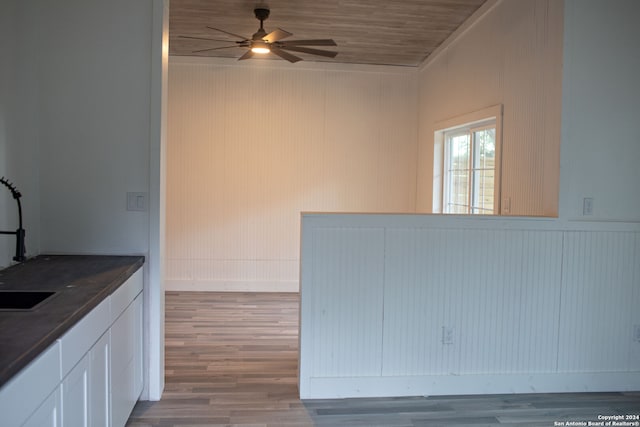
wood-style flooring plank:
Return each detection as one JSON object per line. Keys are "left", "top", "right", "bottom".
{"left": 127, "top": 292, "right": 640, "bottom": 427}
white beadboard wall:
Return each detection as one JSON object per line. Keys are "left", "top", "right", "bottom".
{"left": 166, "top": 58, "right": 417, "bottom": 292}
{"left": 416, "top": 0, "right": 563, "bottom": 217}
{"left": 559, "top": 0, "right": 640, "bottom": 221}
{"left": 299, "top": 214, "right": 640, "bottom": 398}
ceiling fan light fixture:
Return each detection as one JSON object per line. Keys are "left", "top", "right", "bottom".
{"left": 251, "top": 41, "right": 270, "bottom": 54}
{"left": 193, "top": 7, "right": 337, "bottom": 63}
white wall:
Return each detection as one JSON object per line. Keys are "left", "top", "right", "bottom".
{"left": 1, "top": 0, "right": 166, "bottom": 401}
{"left": 416, "top": 0, "right": 563, "bottom": 217}
{"left": 559, "top": 0, "right": 640, "bottom": 221}
{"left": 35, "top": 0, "right": 152, "bottom": 254}
{"left": 147, "top": 0, "right": 169, "bottom": 403}
{"left": 0, "top": 1, "right": 40, "bottom": 267}
{"left": 166, "top": 58, "right": 418, "bottom": 292}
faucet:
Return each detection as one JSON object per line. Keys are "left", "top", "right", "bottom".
{"left": 0, "top": 177, "right": 26, "bottom": 262}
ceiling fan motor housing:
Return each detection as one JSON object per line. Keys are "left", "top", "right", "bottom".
{"left": 254, "top": 8, "right": 270, "bottom": 22}
{"left": 252, "top": 7, "right": 270, "bottom": 39}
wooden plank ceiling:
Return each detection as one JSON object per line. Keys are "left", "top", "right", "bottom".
{"left": 169, "top": 0, "right": 488, "bottom": 67}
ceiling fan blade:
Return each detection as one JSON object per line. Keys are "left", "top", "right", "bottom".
{"left": 263, "top": 28, "right": 292, "bottom": 43}
{"left": 193, "top": 45, "right": 241, "bottom": 53}
{"left": 206, "top": 26, "right": 248, "bottom": 41}
{"left": 179, "top": 35, "right": 236, "bottom": 43}
{"left": 277, "top": 39, "right": 337, "bottom": 47}
{"left": 238, "top": 50, "right": 254, "bottom": 61}
{"left": 279, "top": 45, "right": 338, "bottom": 58}
{"left": 270, "top": 47, "right": 302, "bottom": 63}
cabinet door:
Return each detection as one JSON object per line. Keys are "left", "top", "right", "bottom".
{"left": 62, "top": 353, "right": 90, "bottom": 427}
{"left": 62, "top": 331, "right": 111, "bottom": 427}
{"left": 23, "top": 387, "right": 62, "bottom": 427}
{"left": 111, "top": 292, "right": 143, "bottom": 427}
{"left": 90, "top": 331, "right": 110, "bottom": 427}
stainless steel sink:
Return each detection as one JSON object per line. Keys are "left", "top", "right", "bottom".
{"left": 0, "top": 291, "right": 56, "bottom": 310}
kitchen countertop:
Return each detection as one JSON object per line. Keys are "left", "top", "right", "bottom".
{"left": 0, "top": 254, "right": 144, "bottom": 388}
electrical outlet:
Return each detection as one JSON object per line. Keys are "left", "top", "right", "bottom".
{"left": 583, "top": 197, "right": 593, "bottom": 216}
{"left": 442, "top": 326, "right": 454, "bottom": 345}
{"left": 634, "top": 325, "right": 640, "bottom": 342}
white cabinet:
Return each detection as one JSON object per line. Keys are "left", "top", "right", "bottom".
{"left": 62, "top": 352, "right": 90, "bottom": 427}
{"left": 60, "top": 267, "right": 143, "bottom": 427}
{"left": 23, "top": 388, "right": 62, "bottom": 427}
{"left": 0, "top": 267, "right": 143, "bottom": 427}
{"left": 62, "top": 331, "right": 110, "bottom": 427}
{"left": 90, "top": 332, "right": 110, "bottom": 427}
{"left": 60, "top": 296, "right": 111, "bottom": 427}
{"left": 111, "top": 293, "right": 143, "bottom": 427}
{"left": 0, "top": 342, "right": 61, "bottom": 427}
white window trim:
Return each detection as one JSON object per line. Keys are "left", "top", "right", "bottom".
{"left": 433, "top": 104, "right": 503, "bottom": 214}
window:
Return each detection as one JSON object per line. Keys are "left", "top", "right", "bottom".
{"left": 433, "top": 105, "right": 502, "bottom": 215}
{"left": 444, "top": 121, "right": 496, "bottom": 214}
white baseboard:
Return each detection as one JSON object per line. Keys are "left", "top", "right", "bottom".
{"left": 164, "top": 279, "right": 299, "bottom": 293}
{"left": 300, "top": 372, "right": 640, "bottom": 399}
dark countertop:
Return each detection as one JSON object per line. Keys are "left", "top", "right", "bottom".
{"left": 0, "top": 255, "right": 144, "bottom": 388}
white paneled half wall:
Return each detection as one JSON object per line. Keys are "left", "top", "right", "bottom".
{"left": 166, "top": 57, "right": 418, "bottom": 292}
{"left": 299, "top": 214, "right": 640, "bottom": 398}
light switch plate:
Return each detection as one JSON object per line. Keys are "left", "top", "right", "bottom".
{"left": 502, "top": 197, "right": 511, "bottom": 214}
{"left": 127, "top": 192, "right": 147, "bottom": 212}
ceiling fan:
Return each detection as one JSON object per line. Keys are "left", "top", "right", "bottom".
{"left": 180, "top": 7, "right": 338, "bottom": 63}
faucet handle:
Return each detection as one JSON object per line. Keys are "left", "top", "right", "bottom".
{"left": 14, "top": 228, "right": 26, "bottom": 263}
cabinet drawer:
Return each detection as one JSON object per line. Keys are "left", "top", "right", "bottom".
{"left": 59, "top": 296, "right": 110, "bottom": 377}
{"left": 111, "top": 269, "right": 143, "bottom": 322}
{"left": 0, "top": 342, "right": 61, "bottom": 427}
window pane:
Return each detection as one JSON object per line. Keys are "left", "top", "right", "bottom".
{"left": 471, "top": 127, "right": 496, "bottom": 214}
{"left": 445, "top": 133, "right": 471, "bottom": 213}
{"left": 473, "top": 128, "right": 495, "bottom": 169}
{"left": 450, "top": 168, "right": 469, "bottom": 213}
{"left": 472, "top": 168, "right": 494, "bottom": 214}
{"left": 450, "top": 134, "right": 470, "bottom": 170}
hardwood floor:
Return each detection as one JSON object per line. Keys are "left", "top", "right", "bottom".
{"left": 126, "top": 292, "right": 639, "bottom": 426}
